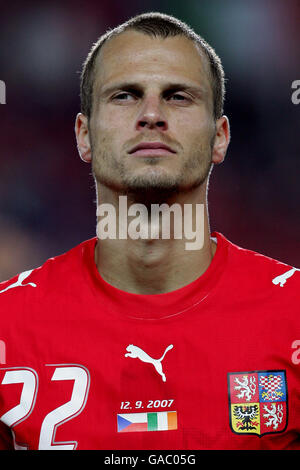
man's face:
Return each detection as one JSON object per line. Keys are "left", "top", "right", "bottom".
{"left": 87, "top": 31, "right": 219, "bottom": 198}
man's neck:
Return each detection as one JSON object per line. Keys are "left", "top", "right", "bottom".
{"left": 94, "top": 185, "right": 216, "bottom": 295}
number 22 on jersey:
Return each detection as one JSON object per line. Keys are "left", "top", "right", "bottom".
{"left": 0, "top": 364, "right": 90, "bottom": 450}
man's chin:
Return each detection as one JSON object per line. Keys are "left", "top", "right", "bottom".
{"left": 123, "top": 180, "right": 181, "bottom": 205}
{"left": 94, "top": 168, "right": 209, "bottom": 204}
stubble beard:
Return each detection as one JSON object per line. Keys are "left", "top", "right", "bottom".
{"left": 91, "top": 138, "right": 215, "bottom": 206}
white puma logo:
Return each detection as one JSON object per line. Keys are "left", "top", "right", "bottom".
{"left": 125, "top": 344, "right": 173, "bottom": 382}
{"left": 0, "top": 270, "right": 37, "bottom": 294}
{"left": 272, "top": 267, "right": 300, "bottom": 287}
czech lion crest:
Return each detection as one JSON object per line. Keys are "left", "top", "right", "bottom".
{"left": 228, "top": 370, "right": 288, "bottom": 436}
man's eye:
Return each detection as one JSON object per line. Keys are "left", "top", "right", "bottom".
{"left": 112, "top": 92, "right": 135, "bottom": 101}
{"left": 168, "top": 93, "right": 190, "bottom": 102}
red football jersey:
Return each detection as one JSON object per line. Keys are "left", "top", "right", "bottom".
{"left": 0, "top": 232, "right": 299, "bottom": 450}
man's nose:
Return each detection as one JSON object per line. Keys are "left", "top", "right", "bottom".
{"left": 135, "top": 96, "right": 168, "bottom": 131}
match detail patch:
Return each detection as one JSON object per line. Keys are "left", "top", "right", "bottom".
{"left": 117, "top": 411, "right": 177, "bottom": 433}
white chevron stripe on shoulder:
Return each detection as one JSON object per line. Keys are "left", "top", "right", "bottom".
{"left": 272, "top": 267, "right": 300, "bottom": 287}
{"left": 0, "top": 269, "right": 37, "bottom": 294}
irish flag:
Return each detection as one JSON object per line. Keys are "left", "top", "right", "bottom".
{"left": 117, "top": 411, "right": 177, "bottom": 433}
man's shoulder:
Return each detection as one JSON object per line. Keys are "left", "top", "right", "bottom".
{"left": 0, "top": 237, "right": 96, "bottom": 305}
{"left": 218, "top": 232, "right": 300, "bottom": 292}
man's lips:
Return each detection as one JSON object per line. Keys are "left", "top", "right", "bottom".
{"left": 128, "top": 142, "right": 176, "bottom": 156}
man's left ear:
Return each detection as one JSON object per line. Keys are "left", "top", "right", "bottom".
{"left": 75, "top": 113, "right": 92, "bottom": 163}
{"left": 212, "top": 115, "right": 230, "bottom": 165}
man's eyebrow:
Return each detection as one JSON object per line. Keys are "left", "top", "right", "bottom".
{"left": 100, "top": 82, "right": 143, "bottom": 97}
{"left": 162, "top": 83, "right": 206, "bottom": 97}
{"left": 99, "top": 81, "right": 206, "bottom": 98}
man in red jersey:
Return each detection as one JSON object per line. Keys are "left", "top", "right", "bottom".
{"left": 0, "top": 12, "right": 299, "bottom": 450}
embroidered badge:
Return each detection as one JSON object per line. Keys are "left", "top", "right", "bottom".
{"left": 228, "top": 370, "right": 288, "bottom": 436}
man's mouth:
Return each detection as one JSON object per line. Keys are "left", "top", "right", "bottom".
{"left": 128, "top": 142, "right": 176, "bottom": 157}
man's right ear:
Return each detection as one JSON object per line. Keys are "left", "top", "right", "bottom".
{"left": 75, "top": 113, "right": 92, "bottom": 163}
